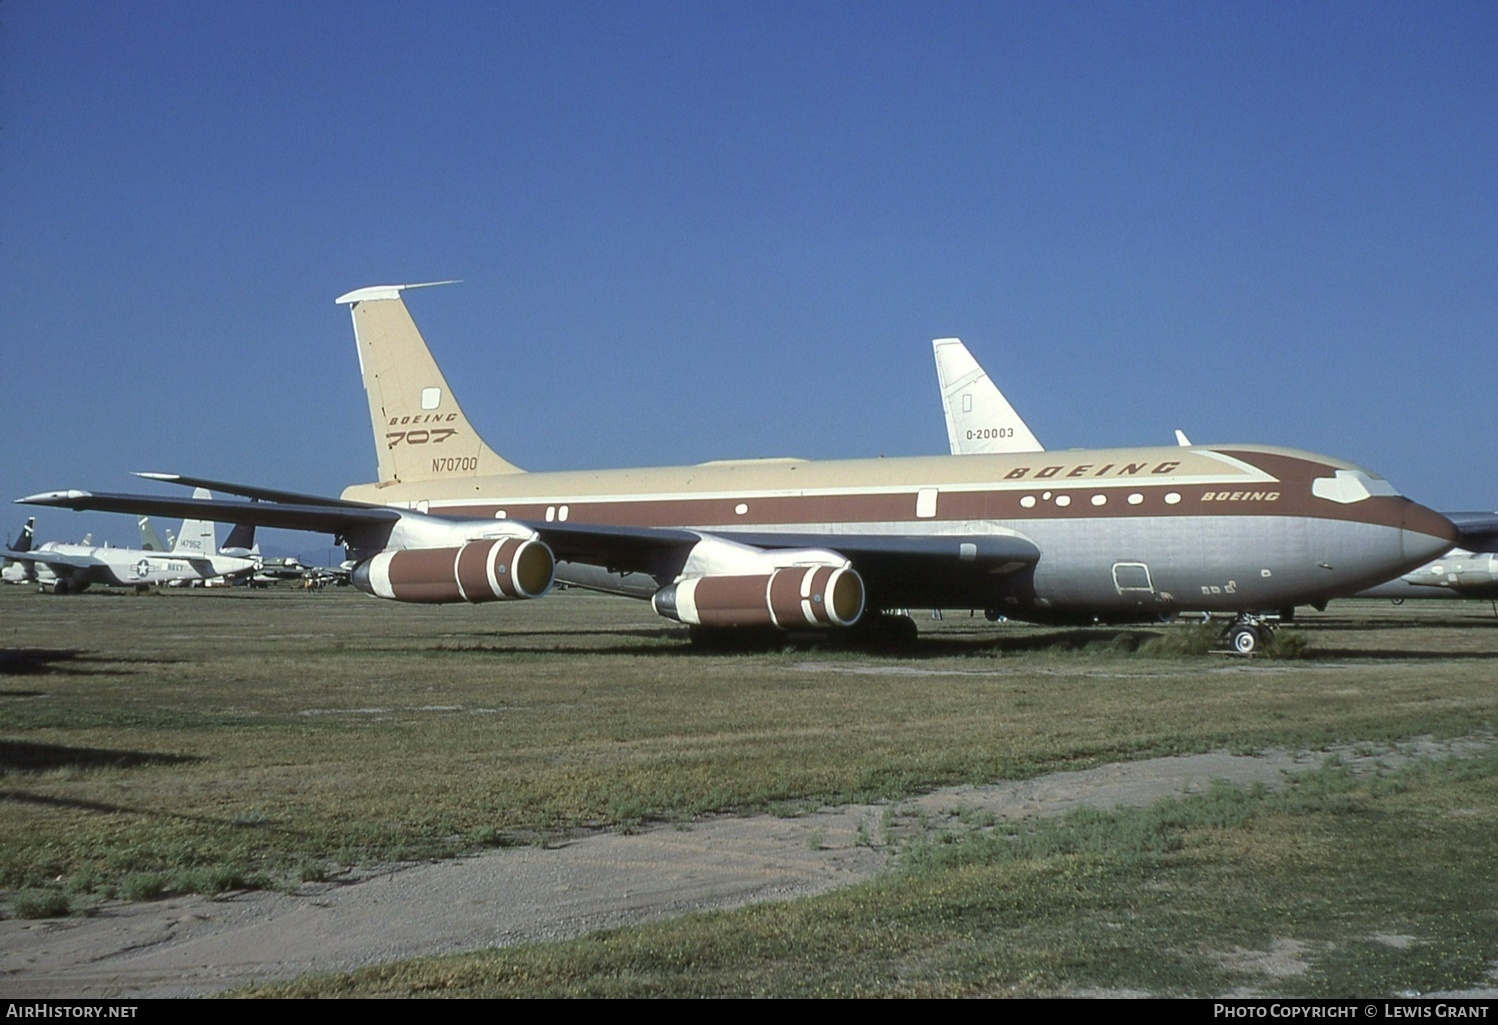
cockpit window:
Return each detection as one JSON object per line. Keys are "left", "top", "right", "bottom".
{"left": 1311, "top": 470, "right": 1401, "bottom": 504}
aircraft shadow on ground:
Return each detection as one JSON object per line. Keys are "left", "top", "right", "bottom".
{"left": 1311, "top": 619, "right": 1498, "bottom": 634}
{"left": 0, "top": 648, "right": 84, "bottom": 676}
{"left": 0, "top": 740, "right": 203, "bottom": 774}
{"left": 0, "top": 786, "right": 262, "bottom": 829}
{"left": 1305, "top": 648, "right": 1498, "bottom": 662}
{"left": 0, "top": 789, "right": 160, "bottom": 816}
{"left": 0, "top": 648, "right": 188, "bottom": 678}
{"left": 482, "top": 627, "right": 692, "bottom": 642}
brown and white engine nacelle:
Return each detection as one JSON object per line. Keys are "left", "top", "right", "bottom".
{"left": 652, "top": 565, "right": 864, "bottom": 629}
{"left": 352, "top": 538, "right": 555, "bottom": 604}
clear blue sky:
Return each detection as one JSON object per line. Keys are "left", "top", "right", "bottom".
{"left": 3, "top": 1, "right": 1494, "bottom": 553}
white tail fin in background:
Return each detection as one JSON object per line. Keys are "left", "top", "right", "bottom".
{"left": 172, "top": 488, "right": 220, "bottom": 556}
{"left": 336, "top": 282, "right": 523, "bottom": 485}
{"left": 932, "top": 338, "right": 1045, "bottom": 455}
{"left": 138, "top": 516, "right": 168, "bottom": 552}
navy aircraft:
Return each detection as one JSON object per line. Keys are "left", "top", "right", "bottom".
{"left": 20, "top": 284, "right": 1459, "bottom": 652}
{"left": 4, "top": 491, "right": 257, "bottom": 593}
{"left": 1357, "top": 549, "right": 1498, "bottom": 603}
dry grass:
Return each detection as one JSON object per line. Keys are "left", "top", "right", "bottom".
{"left": 3, "top": 587, "right": 1496, "bottom": 908}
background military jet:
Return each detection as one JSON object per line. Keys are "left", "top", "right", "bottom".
{"left": 3, "top": 490, "right": 257, "bottom": 594}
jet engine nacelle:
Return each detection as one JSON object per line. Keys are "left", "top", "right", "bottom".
{"left": 652, "top": 565, "right": 864, "bottom": 629}
{"left": 352, "top": 538, "right": 555, "bottom": 603}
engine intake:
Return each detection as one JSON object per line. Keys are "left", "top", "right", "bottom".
{"left": 352, "top": 538, "right": 555, "bottom": 603}
{"left": 652, "top": 565, "right": 864, "bottom": 628}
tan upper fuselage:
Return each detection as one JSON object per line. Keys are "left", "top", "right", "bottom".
{"left": 340, "top": 444, "right": 1390, "bottom": 532}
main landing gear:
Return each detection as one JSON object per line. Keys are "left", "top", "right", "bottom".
{"left": 1225, "top": 614, "right": 1276, "bottom": 655}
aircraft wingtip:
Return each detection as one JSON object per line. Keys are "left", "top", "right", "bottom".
{"left": 17, "top": 489, "right": 91, "bottom": 504}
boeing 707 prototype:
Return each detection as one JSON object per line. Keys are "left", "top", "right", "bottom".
{"left": 21, "top": 283, "right": 1459, "bottom": 652}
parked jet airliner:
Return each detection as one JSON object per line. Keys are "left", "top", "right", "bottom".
{"left": 931, "top": 337, "right": 1497, "bottom": 617}
{"left": 20, "top": 283, "right": 1458, "bottom": 652}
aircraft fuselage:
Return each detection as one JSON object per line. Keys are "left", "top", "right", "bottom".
{"left": 341, "top": 443, "right": 1455, "bottom": 621}
{"left": 24, "top": 542, "right": 255, "bottom": 591}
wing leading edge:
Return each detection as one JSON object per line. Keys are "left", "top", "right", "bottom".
{"left": 19, "top": 477, "right": 1043, "bottom": 607}
{"left": 18, "top": 489, "right": 401, "bottom": 535}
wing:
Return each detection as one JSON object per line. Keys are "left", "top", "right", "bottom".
{"left": 517, "top": 521, "right": 1038, "bottom": 577}
{"left": 132, "top": 472, "right": 384, "bottom": 509}
{"left": 18, "top": 489, "right": 401, "bottom": 535}
{"left": 19, "top": 476, "right": 1042, "bottom": 610}
{"left": 1446, "top": 511, "right": 1498, "bottom": 553}
{"left": 721, "top": 530, "right": 1040, "bottom": 606}
{"left": 2, "top": 549, "right": 102, "bottom": 570}
{"left": 521, "top": 520, "right": 1040, "bottom": 607}
{"left": 522, "top": 520, "right": 700, "bottom": 568}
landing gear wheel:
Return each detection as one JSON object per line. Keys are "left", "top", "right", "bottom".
{"left": 1229, "top": 624, "right": 1262, "bottom": 655}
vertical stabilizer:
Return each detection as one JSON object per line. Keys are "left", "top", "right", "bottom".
{"left": 138, "top": 516, "right": 168, "bottom": 551}
{"left": 932, "top": 338, "right": 1045, "bottom": 455}
{"left": 335, "top": 282, "right": 523, "bottom": 485}
{"left": 12, "top": 517, "right": 36, "bottom": 553}
{"left": 173, "top": 488, "right": 220, "bottom": 556}
{"left": 223, "top": 521, "right": 256, "bottom": 554}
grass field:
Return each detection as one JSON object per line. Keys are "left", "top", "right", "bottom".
{"left": 2, "top": 585, "right": 1495, "bottom": 995}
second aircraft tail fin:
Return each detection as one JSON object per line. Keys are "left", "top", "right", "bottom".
{"left": 12, "top": 517, "right": 36, "bottom": 553}
{"left": 138, "top": 516, "right": 168, "bottom": 552}
{"left": 172, "top": 488, "right": 220, "bottom": 556}
{"left": 932, "top": 338, "right": 1045, "bottom": 455}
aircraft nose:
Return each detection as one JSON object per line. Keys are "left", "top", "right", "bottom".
{"left": 1402, "top": 501, "right": 1459, "bottom": 564}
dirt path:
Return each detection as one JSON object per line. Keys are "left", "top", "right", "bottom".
{"left": 0, "top": 743, "right": 1472, "bottom": 998}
